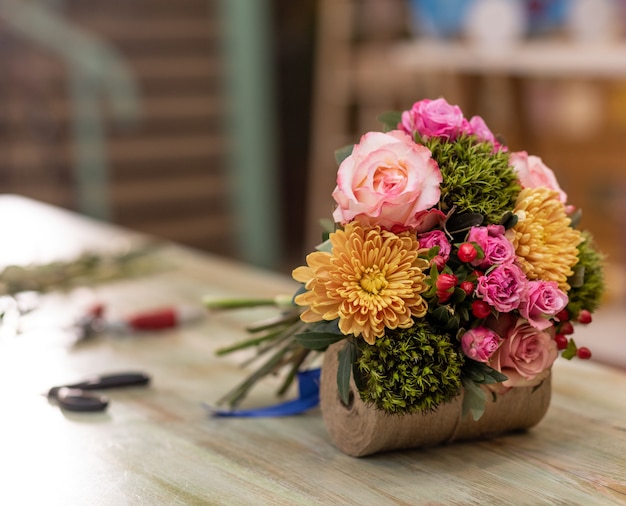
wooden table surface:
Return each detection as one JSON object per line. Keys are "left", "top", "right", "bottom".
{"left": 1, "top": 194, "right": 625, "bottom": 505}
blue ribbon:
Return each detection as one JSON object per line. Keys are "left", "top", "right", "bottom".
{"left": 204, "top": 368, "right": 321, "bottom": 417}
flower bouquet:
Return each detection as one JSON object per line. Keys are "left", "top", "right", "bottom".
{"left": 208, "top": 98, "right": 605, "bottom": 456}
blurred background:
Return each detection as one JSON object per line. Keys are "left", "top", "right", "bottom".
{"left": 1, "top": 0, "right": 626, "bottom": 297}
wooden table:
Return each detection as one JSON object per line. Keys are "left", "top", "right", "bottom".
{"left": 1, "top": 194, "right": 625, "bottom": 505}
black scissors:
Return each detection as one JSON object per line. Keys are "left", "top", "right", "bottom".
{"left": 47, "top": 372, "right": 151, "bottom": 412}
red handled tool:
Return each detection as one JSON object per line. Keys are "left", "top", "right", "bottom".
{"left": 76, "top": 303, "right": 205, "bottom": 339}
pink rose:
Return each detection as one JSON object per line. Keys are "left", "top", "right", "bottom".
{"left": 468, "top": 115, "right": 506, "bottom": 151}
{"left": 520, "top": 280, "right": 569, "bottom": 331}
{"left": 332, "top": 130, "right": 442, "bottom": 231}
{"left": 509, "top": 151, "right": 568, "bottom": 204}
{"left": 461, "top": 326, "right": 502, "bottom": 362}
{"left": 475, "top": 263, "right": 526, "bottom": 313}
{"left": 417, "top": 230, "right": 451, "bottom": 260}
{"left": 490, "top": 318, "right": 558, "bottom": 388}
{"left": 467, "top": 224, "right": 515, "bottom": 269}
{"left": 400, "top": 98, "right": 470, "bottom": 141}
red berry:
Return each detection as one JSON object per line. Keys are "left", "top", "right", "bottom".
{"left": 460, "top": 281, "right": 474, "bottom": 296}
{"left": 554, "top": 334, "right": 568, "bottom": 350}
{"left": 431, "top": 255, "right": 446, "bottom": 271}
{"left": 471, "top": 300, "right": 491, "bottom": 319}
{"left": 576, "top": 346, "right": 592, "bottom": 359}
{"left": 555, "top": 309, "right": 570, "bottom": 322}
{"left": 578, "top": 309, "right": 592, "bottom": 324}
{"left": 559, "top": 321, "right": 575, "bottom": 335}
{"left": 458, "top": 242, "right": 477, "bottom": 263}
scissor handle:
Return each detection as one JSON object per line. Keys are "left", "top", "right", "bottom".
{"left": 56, "top": 388, "right": 109, "bottom": 412}
{"left": 48, "top": 372, "right": 150, "bottom": 399}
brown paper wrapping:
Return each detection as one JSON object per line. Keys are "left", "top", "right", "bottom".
{"left": 320, "top": 342, "right": 552, "bottom": 457}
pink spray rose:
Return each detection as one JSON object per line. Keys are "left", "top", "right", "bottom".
{"left": 509, "top": 151, "right": 568, "bottom": 204}
{"left": 490, "top": 318, "right": 558, "bottom": 388}
{"left": 332, "top": 130, "right": 442, "bottom": 231}
{"left": 475, "top": 263, "right": 527, "bottom": 313}
{"left": 520, "top": 280, "right": 569, "bottom": 331}
{"left": 417, "top": 230, "right": 451, "bottom": 260}
{"left": 468, "top": 115, "right": 506, "bottom": 151}
{"left": 461, "top": 326, "right": 502, "bottom": 363}
{"left": 400, "top": 98, "right": 469, "bottom": 141}
{"left": 467, "top": 224, "right": 516, "bottom": 269}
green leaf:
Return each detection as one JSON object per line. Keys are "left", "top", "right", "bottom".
{"left": 568, "top": 265, "right": 585, "bottom": 289}
{"left": 377, "top": 110, "right": 402, "bottom": 131}
{"left": 569, "top": 208, "right": 582, "bottom": 229}
{"left": 561, "top": 338, "right": 578, "bottom": 360}
{"left": 432, "top": 305, "right": 452, "bottom": 324}
{"left": 294, "top": 320, "right": 345, "bottom": 350}
{"left": 337, "top": 340, "right": 357, "bottom": 405}
{"left": 500, "top": 210, "right": 518, "bottom": 230}
{"left": 315, "top": 238, "right": 333, "bottom": 253}
{"left": 445, "top": 212, "right": 484, "bottom": 235}
{"left": 464, "top": 360, "right": 508, "bottom": 384}
{"left": 462, "top": 377, "right": 487, "bottom": 421}
{"left": 450, "top": 287, "right": 467, "bottom": 304}
{"left": 334, "top": 144, "right": 354, "bottom": 165}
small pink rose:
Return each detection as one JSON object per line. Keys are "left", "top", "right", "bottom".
{"left": 476, "top": 263, "right": 526, "bottom": 313}
{"left": 461, "top": 326, "right": 502, "bottom": 362}
{"left": 490, "top": 318, "right": 558, "bottom": 388}
{"left": 417, "top": 230, "right": 451, "bottom": 260}
{"left": 332, "top": 130, "right": 442, "bottom": 231}
{"left": 510, "top": 151, "right": 568, "bottom": 204}
{"left": 520, "top": 280, "right": 569, "bottom": 331}
{"left": 399, "top": 98, "right": 470, "bottom": 141}
{"left": 468, "top": 115, "right": 506, "bottom": 151}
{"left": 467, "top": 224, "right": 516, "bottom": 269}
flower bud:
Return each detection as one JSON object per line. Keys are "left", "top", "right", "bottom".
{"left": 461, "top": 327, "right": 502, "bottom": 362}
{"left": 436, "top": 273, "right": 458, "bottom": 291}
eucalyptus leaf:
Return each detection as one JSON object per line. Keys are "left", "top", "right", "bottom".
{"left": 500, "top": 211, "right": 518, "bottom": 230}
{"left": 377, "top": 110, "right": 402, "bottom": 131}
{"left": 569, "top": 208, "right": 582, "bottom": 229}
{"left": 337, "top": 340, "right": 357, "bottom": 405}
{"left": 335, "top": 144, "right": 354, "bottom": 165}
{"left": 445, "top": 212, "right": 484, "bottom": 235}
{"left": 464, "top": 361, "right": 508, "bottom": 385}
{"left": 568, "top": 265, "right": 585, "bottom": 289}
{"left": 461, "top": 377, "right": 487, "bottom": 421}
{"left": 432, "top": 305, "right": 452, "bottom": 324}
{"left": 315, "top": 238, "right": 333, "bottom": 253}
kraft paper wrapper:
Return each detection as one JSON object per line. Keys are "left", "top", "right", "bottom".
{"left": 320, "top": 342, "right": 552, "bottom": 457}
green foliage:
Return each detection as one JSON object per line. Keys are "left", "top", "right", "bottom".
{"left": 335, "top": 144, "right": 354, "bottom": 165}
{"left": 461, "top": 377, "right": 488, "bottom": 421}
{"left": 561, "top": 338, "right": 578, "bottom": 360}
{"left": 425, "top": 135, "right": 521, "bottom": 224}
{"left": 337, "top": 339, "right": 358, "bottom": 405}
{"left": 463, "top": 360, "right": 508, "bottom": 384}
{"left": 295, "top": 319, "right": 345, "bottom": 350}
{"left": 356, "top": 321, "right": 464, "bottom": 414}
{"left": 460, "top": 361, "right": 508, "bottom": 420}
{"left": 566, "top": 231, "right": 606, "bottom": 319}
{"left": 377, "top": 110, "right": 402, "bottom": 132}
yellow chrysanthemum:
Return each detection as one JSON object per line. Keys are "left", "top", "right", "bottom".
{"left": 506, "top": 187, "right": 582, "bottom": 291}
{"left": 292, "top": 222, "right": 429, "bottom": 345}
